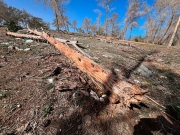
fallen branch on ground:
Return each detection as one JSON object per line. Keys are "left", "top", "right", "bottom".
{"left": 55, "top": 38, "right": 92, "bottom": 58}
{"left": 7, "top": 29, "right": 149, "bottom": 107}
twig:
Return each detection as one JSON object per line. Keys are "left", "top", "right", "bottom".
{"left": 145, "top": 95, "right": 166, "bottom": 109}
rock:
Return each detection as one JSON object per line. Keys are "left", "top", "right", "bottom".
{"left": 48, "top": 78, "right": 54, "bottom": 83}
{"left": 90, "top": 90, "right": 99, "bottom": 100}
{"left": 42, "top": 119, "right": 51, "bottom": 127}
{"left": 160, "top": 76, "right": 167, "bottom": 79}
{"left": 157, "top": 58, "right": 163, "bottom": 62}
{"left": 17, "top": 104, "right": 21, "bottom": 108}
{"left": 99, "top": 97, "right": 105, "bottom": 102}
{"left": 15, "top": 47, "right": 23, "bottom": 51}
{"left": 8, "top": 45, "right": 15, "bottom": 50}
{"left": 115, "top": 68, "right": 120, "bottom": 72}
{"left": 24, "top": 48, "right": 31, "bottom": 51}
{"left": 24, "top": 125, "right": 32, "bottom": 133}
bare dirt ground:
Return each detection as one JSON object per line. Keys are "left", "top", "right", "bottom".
{"left": 0, "top": 31, "right": 180, "bottom": 135}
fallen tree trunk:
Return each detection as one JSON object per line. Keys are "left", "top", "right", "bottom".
{"left": 7, "top": 29, "right": 148, "bottom": 107}
{"left": 6, "top": 31, "right": 45, "bottom": 41}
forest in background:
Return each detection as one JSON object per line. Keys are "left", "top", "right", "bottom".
{"left": 0, "top": 0, "right": 180, "bottom": 46}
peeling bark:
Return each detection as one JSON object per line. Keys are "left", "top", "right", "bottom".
{"left": 7, "top": 29, "right": 148, "bottom": 107}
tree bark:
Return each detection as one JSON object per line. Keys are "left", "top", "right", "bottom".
{"left": 6, "top": 31, "right": 45, "bottom": 40}
{"left": 158, "top": 12, "right": 174, "bottom": 44}
{"left": 55, "top": 11, "right": 60, "bottom": 32}
{"left": 7, "top": 29, "right": 148, "bottom": 107}
{"left": 168, "top": 16, "right": 180, "bottom": 47}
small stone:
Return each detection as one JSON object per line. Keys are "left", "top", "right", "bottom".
{"left": 157, "top": 59, "right": 163, "bottom": 62}
{"left": 160, "top": 76, "right": 167, "bottom": 79}
{"left": 134, "top": 79, "right": 140, "bottom": 84}
{"left": 24, "top": 125, "right": 32, "bottom": 132}
{"left": 101, "top": 94, "right": 107, "bottom": 98}
{"left": 99, "top": 97, "right": 104, "bottom": 102}
{"left": 8, "top": 45, "right": 15, "bottom": 50}
{"left": 42, "top": 119, "right": 51, "bottom": 127}
{"left": 17, "top": 104, "right": 21, "bottom": 108}
{"left": 24, "top": 48, "right": 31, "bottom": 51}
{"left": 48, "top": 78, "right": 54, "bottom": 83}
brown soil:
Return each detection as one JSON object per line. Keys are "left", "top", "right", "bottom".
{"left": 0, "top": 32, "right": 180, "bottom": 135}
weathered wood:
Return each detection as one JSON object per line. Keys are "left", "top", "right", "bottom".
{"left": 8, "top": 29, "right": 149, "bottom": 107}
{"left": 6, "top": 31, "right": 45, "bottom": 41}
{"left": 168, "top": 16, "right": 180, "bottom": 47}
{"left": 55, "top": 38, "right": 92, "bottom": 58}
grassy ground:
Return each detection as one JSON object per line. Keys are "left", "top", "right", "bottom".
{"left": 0, "top": 32, "right": 180, "bottom": 135}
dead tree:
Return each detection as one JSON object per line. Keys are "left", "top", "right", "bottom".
{"left": 7, "top": 29, "right": 148, "bottom": 107}
{"left": 168, "top": 16, "right": 180, "bottom": 47}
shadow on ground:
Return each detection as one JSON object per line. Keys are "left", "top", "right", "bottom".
{"left": 55, "top": 52, "right": 180, "bottom": 135}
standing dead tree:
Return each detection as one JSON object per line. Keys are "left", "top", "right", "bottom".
{"left": 82, "top": 17, "right": 92, "bottom": 33}
{"left": 94, "top": 9, "right": 102, "bottom": 35}
{"left": 71, "top": 20, "right": 77, "bottom": 32}
{"left": 123, "top": 0, "right": 145, "bottom": 40}
{"left": 168, "top": 16, "right": 180, "bottom": 47}
{"left": 35, "top": 0, "right": 69, "bottom": 32}
{"left": 8, "top": 28, "right": 148, "bottom": 107}
{"left": 96, "top": 0, "right": 116, "bottom": 37}
{"left": 109, "top": 13, "right": 120, "bottom": 37}
{"left": 144, "top": 0, "right": 180, "bottom": 45}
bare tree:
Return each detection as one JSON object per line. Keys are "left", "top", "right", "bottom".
{"left": 109, "top": 13, "right": 119, "bottom": 37}
{"left": 52, "top": 14, "right": 70, "bottom": 31}
{"left": 82, "top": 17, "right": 91, "bottom": 33}
{"left": 144, "top": 0, "right": 180, "bottom": 45}
{"left": 123, "top": 0, "right": 145, "bottom": 40}
{"left": 90, "top": 22, "right": 97, "bottom": 36}
{"left": 0, "top": 0, "right": 8, "bottom": 22}
{"left": 71, "top": 20, "right": 77, "bottom": 32}
{"left": 35, "top": 0, "right": 70, "bottom": 32}
{"left": 103, "top": 18, "right": 109, "bottom": 35}
{"left": 96, "top": 0, "right": 116, "bottom": 36}
{"left": 94, "top": 9, "right": 102, "bottom": 35}
{"left": 168, "top": 16, "right": 180, "bottom": 46}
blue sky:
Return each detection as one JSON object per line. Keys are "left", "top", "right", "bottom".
{"left": 4, "top": 0, "right": 154, "bottom": 39}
